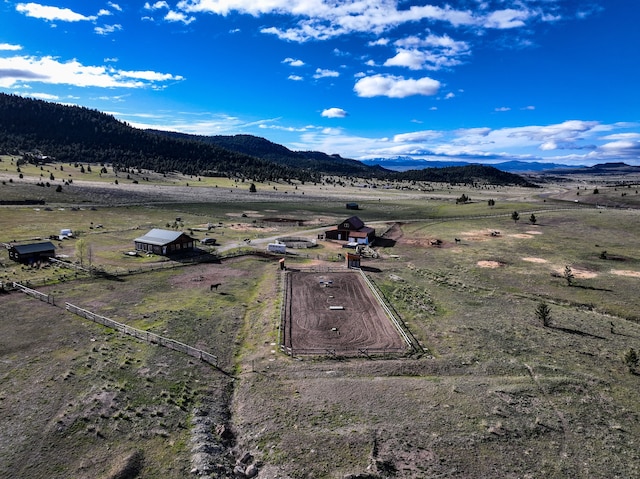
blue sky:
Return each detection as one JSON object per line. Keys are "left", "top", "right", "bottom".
{"left": 1, "top": 0, "right": 639, "bottom": 166}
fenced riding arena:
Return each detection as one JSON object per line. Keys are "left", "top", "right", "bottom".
{"left": 280, "top": 268, "right": 417, "bottom": 358}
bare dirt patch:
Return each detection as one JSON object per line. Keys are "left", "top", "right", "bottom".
{"left": 522, "top": 257, "right": 548, "bottom": 263}
{"left": 460, "top": 229, "right": 504, "bottom": 241}
{"left": 168, "top": 262, "right": 247, "bottom": 289}
{"left": 553, "top": 266, "right": 598, "bottom": 279}
{"left": 477, "top": 260, "right": 503, "bottom": 268}
{"left": 509, "top": 233, "right": 533, "bottom": 239}
{"left": 611, "top": 269, "right": 640, "bottom": 278}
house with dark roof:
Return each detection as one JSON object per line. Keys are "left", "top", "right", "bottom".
{"left": 133, "top": 228, "right": 195, "bottom": 256}
{"left": 324, "top": 216, "right": 375, "bottom": 245}
{"left": 8, "top": 241, "right": 56, "bottom": 264}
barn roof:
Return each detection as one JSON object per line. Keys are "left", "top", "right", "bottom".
{"left": 134, "top": 228, "right": 191, "bottom": 246}
{"left": 344, "top": 216, "right": 365, "bottom": 229}
{"left": 11, "top": 241, "right": 56, "bottom": 254}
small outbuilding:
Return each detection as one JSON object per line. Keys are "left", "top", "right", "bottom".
{"left": 346, "top": 202, "right": 359, "bottom": 210}
{"left": 8, "top": 241, "right": 56, "bottom": 264}
{"left": 346, "top": 252, "right": 361, "bottom": 269}
{"left": 133, "top": 228, "right": 195, "bottom": 256}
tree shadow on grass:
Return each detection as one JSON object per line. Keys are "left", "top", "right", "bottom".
{"left": 573, "top": 284, "right": 613, "bottom": 292}
{"left": 93, "top": 269, "right": 125, "bottom": 281}
{"left": 550, "top": 325, "right": 607, "bottom": 340}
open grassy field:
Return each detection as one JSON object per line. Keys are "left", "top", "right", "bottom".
{"left": 1, "top": 168, "right": 640, "bottom": 478}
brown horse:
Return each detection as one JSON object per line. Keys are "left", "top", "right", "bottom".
{"left": 210, "top": 283, "right": 221, "bottom": 291}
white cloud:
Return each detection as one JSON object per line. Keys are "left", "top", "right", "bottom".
{"left": 283, "top": 57, "right": 305, "bottom": 67}
{"left": 177, "top": 1, "right": 557, "bottom": 44}
{"left": 98, "top": 9, "right": 111, "bottom": 16}
{"left": 600, "top": 140, "right": 639, "bottom": 151}
{"left": 287, "top": 75, "right": 303, "bottom": 81}
{"left": 145, "top": 1, "right": 169, "bottom": 10}
{"left": 95, "top": 24, "right": 123, "bottom": 35}
{"left": 368, "top": 38, "right": 389, "bottom": 47}
{"left": 108, "top": 2, "right": 123, "bottom": 12}
{"left": 445, "top": 92, "right": 455, "bottom": 99}
{"left": 180, "top": 1, "right": 482, "bottom": 41}
{"left": 601, "top": 133, "right": 640, "bottom": 141}
{"left": 384, "top": 50, "right": 426, "bottom": 70}
{"left": 26, "top": 92, "right": 60, "bottom": 101}
{"left": 313, "top": 68, "right": 339, "bottom": 79}
{"left": 385, "top": 34, "right": 471, "bottom": 71}
{"left": 115, "top": 69, "right": 183, "bottom": 82}
{"left": 495, "top": 106, "right": 511, "bottom": 112}
{"left": 321, "top": 107, "right": 348, "bottom": 118}
{"left": 16, "top": 3, "right": 97, "bottom": 22}
{"left": 165, "top": 10, "right": 195, "bottom": 24}
{"left": 354, "top": 74, "right": 440, "bottom": 98}
{"left": 286, "top": 119, "right": 627, "bottom": 165}
{"left": 483, "top": 9, "right": 532, "bottom": 29}
{"left": 393, "top": 130, "right": 441, "bottom": 142}
{"left": 0, "top": 43, "right": 22, "bottom": 51}
{"left": 0, "top": 55, "right": 183, "bottom": 89}
{"left": 540, "top": 141, "right": 557, "bottom": 151}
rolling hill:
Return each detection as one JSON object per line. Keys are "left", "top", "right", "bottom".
{"left": 0, "top": 93, "right": 536, "bottom": 186}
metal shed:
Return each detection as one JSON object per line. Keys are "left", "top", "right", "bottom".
{"left": 8, "top": 241, "right": 56, "bottom": 264}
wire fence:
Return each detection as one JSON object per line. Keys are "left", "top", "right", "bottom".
{"left": 65, "top": 302, "right": 219, "bottom": 367}
{"left": 12, "top": 281, "right": 221, "bottom": 368}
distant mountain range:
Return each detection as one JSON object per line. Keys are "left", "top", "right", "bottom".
{"left": 535, "top": 162, "right": 640, "bottom": 175}
{"left": 361, "top": 157, "right": 583, "bottom": 173}
{"left": 362, "top": 157, "right": 640, "bottom": 177}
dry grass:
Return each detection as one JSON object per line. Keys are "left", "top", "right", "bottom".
{"left": 2, "top": 173, "right": 640, "bottom": 478}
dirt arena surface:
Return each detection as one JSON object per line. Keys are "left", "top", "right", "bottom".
{"left": 282, "top": 270, "right": 408, "bottom": 355}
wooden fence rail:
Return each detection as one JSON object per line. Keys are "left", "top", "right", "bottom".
{"left": 65, "top": 302, "right": 218, "bottom": 367}
{"left": 12, "top": 282, "right": 55, "bottom": 305}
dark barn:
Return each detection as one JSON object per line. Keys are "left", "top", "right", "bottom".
{"left": 133, "top": 229, "right": 195, "bottom": 256}
{"left": 324, "top": 216, "right": 375, "bottom": 245}
{"left": 8, "top": 241, "right": 56, "bottom": 264}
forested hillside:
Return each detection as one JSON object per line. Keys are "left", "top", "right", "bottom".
{"left": 0, "top": 93, "right": 536, "bottom": 186}
{"left": 0, "top": 93, "right": 318, "bottom": 182}
{"left": 148, "top": 131, "right": 381, "bottom": 176}
{"left": 395, "top": 164, "right": 538, "bottom": 187}
{"left": 150, "top": 131, "right": 536, "bottom": 185}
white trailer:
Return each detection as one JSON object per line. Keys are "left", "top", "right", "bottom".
{"left": 267, "top": 243, "right": 287, "bottom": 254}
